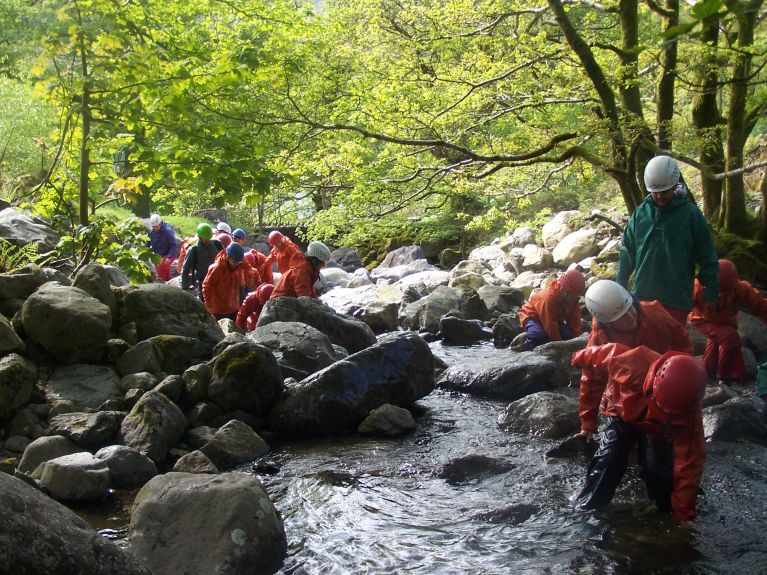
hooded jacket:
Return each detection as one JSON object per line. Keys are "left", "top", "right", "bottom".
{"left": 518, "top": 280, "right": 582, "bottom": 341}
{"left": 149, "top": 222, "right": 179, "bottom": 259}
{"left": 270, "top": 255, "right": 319, "bottom": 299}
{"left": 180, "top": 239, "right": 223, "bottom": 289}
{"left": 201, "top": 251, "right": 245, "bottom": 315}
{"left": 617, "top": 194, "right": 718, "bottom": 311}
{"left": 573, "top": 345, "right": 705, "bottom": 521}
{"left": 267, "top": 237, "right": 301, "bottom": 274}
{"left": 688, "top": 278, "right": 767, "bottom": 327}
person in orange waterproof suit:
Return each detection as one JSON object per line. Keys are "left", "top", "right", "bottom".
{"left": 248, "top": 248, "right": 274, "bottom": 285}
{"left": 271, "top": 253, "right": 321, "bottom": 299}
{"left": 236, "top": 283, "right": 275, "bottom": 332}
{"left": 689, "top": 259, "right": 767, "bottom": 383}
{"left": 518, "top": 269, "right": 586, "bottom": 350}
{"left": 265, "top": 231, "right": 301, "bottom": 274}
{"left": 572, "top": 344, "right": 707, "bottom": 521}
{"left": 202, "top": 243, "right": 246, "bottom": 320}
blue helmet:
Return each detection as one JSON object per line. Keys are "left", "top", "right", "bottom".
{"left": 226, "top": 242, "right": 245, "bottom": 263}
{"left": 232, "top": 228, "right": 247, "bottom": 240}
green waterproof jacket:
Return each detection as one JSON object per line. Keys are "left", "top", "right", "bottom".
{"left": 616, "top": 194, "right": 718, "bottom": 311}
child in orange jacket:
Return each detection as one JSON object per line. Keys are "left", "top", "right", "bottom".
{"left": 265, "top": 230, "right": 301, "bottom": 274}
{"left": 572, "top": 344, "right": 707, "bottom": 521}
{"left": 236, "top": 284, "right": 275, "bottom": 332}
{"left": 518, "top": 269, "right": 585, "bottom": 350}
{"left": 202, "top": 243, "right": 246, "bottom": 320}
{"left": 688, "top": 259, "right": 767, "bottom": 384}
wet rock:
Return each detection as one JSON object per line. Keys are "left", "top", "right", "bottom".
{"left": 270, "top": 331, "right": 435, "bottom": 438}
{"left": 702, "top": 382, "right": 738, "bottom": 408}
{"left": 477, "top": 285, "right": 525, "bottom": 316}
{"left": 460, "top": 289, "right": 490, "bottom": 321}
{"left": 354, "top": 299, "right": 400, "bottom": 334}
{"left": 497, "top": 392, "right": 580, "bottom": 439}
{"left": 257, "top": 296, "right": 376, "bottom": 354}
{"left": 17, "top": 435, "right": 84, "bottom": 474}
{"left": 119, "top": 391, "right": 187, "bottom": 464}
{"left": 130, "top": 472, "right": 286, "bottom": 575}
{"left": 439, "top": 316, "right": 493, "bottom": 346}
{"left": 207, "top": 342, "right": 283, "bottom": 417}
{"left": 199, "top": 419, "right": 269, "bottom": 471}
{"left": 536, "top": 334, "right": 589, "bottom": 388}
{"left": 492, "top": 313, "right": 523, "bottom": 348}
{"left": 473, "top": 503, "right": 539, "bottom": 525}
{"left": 0, "top": 472, "right": 151, "bottom": 574}
{"left": 48, "top": 411, "right": 126, "bottom": 450}
{"left": 739, "top": 311, "right": 767, "bottom": 358}
{"left": 436, "top": 351, "right": 557, "bottom": 401}
{"left": 545, "top": 434, "right": 597, "bottom": 460}
{"left": 358, "top": 404, "right": 416, "bottom": 437}
{"left": 38, "top": 452, "right": 111, "bottom": 502}
{"left": 113, "top": 283, "right": 224, "bottom": 347}
{"left": 95, "top": 445, "right": 158, "bottom": 488}
{"left": 439, "top": 454, "right": 513, "bottom": 485}
{"left": 400, "top": 285, "right": 463, "bottom": 334}
{"left": 173, "top": 450, "right": 219, "bottom": 474}
{"left": 46, "top": 364, "right": 122, "bottom": 410}
{"left": 185, "top": 401, "right": 224, "bottom": 427}
{"left": 251, "top": 321, "right": 341, "bottom": 380}
{"left": 21, "top": 283, "right": 111, "bottom": 364}
{"left": 703, "top": 397, "right": 766, "bottom": 443}
{"left": 146, "top": 334, "right": 214, "bottom": 375}
{"left": 0, "top": 353, "right": 37, "bottom": 421}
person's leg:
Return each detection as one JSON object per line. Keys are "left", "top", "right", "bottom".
{"left": 523, "top": 318, "right": 549, "bottom": 350}
{"left": 693, "top": 322, "right": 720, "bottom": 379}
{"left": 715, "top": 325, "right": 746, "bottom": 381}
{"left": 637, "top": 433, "right": 674, "bottom": 513}
{"left": 576, "top": 417, "right": 637, "bottom": 511}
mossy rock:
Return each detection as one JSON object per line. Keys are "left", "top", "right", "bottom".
{"left": 715, "top": 233, "right": 767, "bottom": 285}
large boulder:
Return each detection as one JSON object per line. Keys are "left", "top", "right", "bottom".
{"left": 400, "top": 285, "right": 463, "bottom": 334}
{"left": 256, "top": 296, "right": 376, "bottom": 354}
{"left": 207, "top": 342, "right": 284, "bottom": 417}
{"left": 329, "top": 246, "right": 364, "bottom": 272}
{"left": 270, "top": 331, "right": 435, "bottom": 438}
{"left": 552, "top": 229, "right": 599, "bottom": 266}
{"left": 21, "top": 283, "right": 112, "bottom": 364}
{"left": 146, "top": 334, "right": 214, "bottom": 375}
{"left": 250, "top": 321, "right": 340, "bottom": 380}
{"left": 199, "top": 419, "right": 270, "bottom": 471}
{"left": 17, "top": 435, "right": 85, "bottom": 475}
{"left": 393, "top": 268, "right": 451, "bottom": 294}
{"left": 37, "top": 452, "right": 111, "bottom": 502}
{"left": 72, "top": 262, "right": 121, "bottom": 319}
{"left": 541, "top": 210, "right": 580, "bottom": 249}
{"left": 48, "top": 411, "right": 126, "bottom": 450}
{"left": 0, "top": 312, "right": 25, "bottom": 354}
{"left": 436, "top": 351, "right": 558, "bottom": 401}
{"left": 521, "top": 244, "right": 554, "bottom": 271}
{"left": 95, "top": 445, "right": 158, "bottom": 489}
{"left": 0, "top": 207, "right": 60, "bottom": 252}
{"left": 0, "top": 472, "right": 151, "bottom": 575}
{"left": 119, "top": 391, "right": 187, "bottom": 464}
{"left": 46, "top": 364, "right": 122, "bottom": 410}
{"left": 0, "top": 269, "right": 40, "bottom": 301}
{"left": 371, "top": 259, "right": 437, "bottom": 284}
{"left": 129, "top": 472, "right": 286, "bottom": 575}
{"left": 0, "top": 353, "right": 37, "bottom": 422}
{"left": 497, "top": 391, "right": 580, "bottom": 438}
{"left": 703, "top": 397, "right": 766, "bottom": 443}
{"left": 378, "top": 245, "right": 426, "bottom": 268}
{"left": 113, "top": 283, "right": 224, "bottom": 346}
{"left": 477, "top": 285, "right": 525, "bottom": 316}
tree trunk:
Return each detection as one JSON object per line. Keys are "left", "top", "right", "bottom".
{"left": 690, "top": 16, "right": 724, "bottom": 221}
{"left": 656, "top": 0, "right": 678, "bottom": 151}
{"left": 757, "top": 169, "right": 767, "bottom": 243}
{"left": 721, "top": 0, "right": 763, "bottom": 235}
{"left": 78, "top": 32, "right": 91, "bottom": 227}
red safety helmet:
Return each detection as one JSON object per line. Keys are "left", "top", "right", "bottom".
{"left": 718, "top": 259, "right": 739, "bottom": 293}
{"left": 558, "top": 269, "right": 586, "bottom": 297}
{"left": 243, "top": 252, "right": 256, "bottom": 267}
{"left": 218, "top": 233, "right": 232, "bottom": 248}
{"left": 646, "top": 354, "right": 707, "bottom": 418}
{"left": 255, "top": 283, "right": 274, "bottom": 304}
{"left": 268, "top": 231, "right": 284, "bottom": 247}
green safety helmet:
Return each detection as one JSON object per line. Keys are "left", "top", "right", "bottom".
{"left": 196, "top": 223, "right": 213, "bottom": 240}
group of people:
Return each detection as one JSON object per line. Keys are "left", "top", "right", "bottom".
{"left": 147, "top": 215, "right": 332, "bottom": 327}
{"left": 518, "top": 155, "right": 767, "bottom": 521}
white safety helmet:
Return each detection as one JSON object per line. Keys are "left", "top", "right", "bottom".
{"left": 148, "top": 213, "right": 162, "bottom": 227}
{"left": 216, "top": 222, "right": 232, "bottom": 234}
{"left": 585, "top": 280, "right": 633, "bottom": 323}
{"left": 305, "top": 241, "right": 331, "bottom": 263}
{"left": 644, "top": 155, "right": 680, "bottom": 193}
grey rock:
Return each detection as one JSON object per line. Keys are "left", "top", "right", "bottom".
{"left": 46, "top": 364, "right": 121, "bottom": 410}
{"left": 48, "top": 411, "right": 126, "bottom": 450}
{"left": 497, "top": 391, "right": 580, "bottom": 439}
{"left": 94, "top": 445, "right": 158, "bottom": 488}
{"left": 119, "top": 391, "right": 187, "bottom": 464}
{"left": 199, "top": 419, "right": 270, "bottom": 471}
{"left": 38, "top": 452, "right": 111, "bottom": 502}
{"left": 358, "top": 404, "right": 416, "bottom": 437}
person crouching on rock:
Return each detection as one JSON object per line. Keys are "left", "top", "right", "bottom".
{"left": 517, "top": 269, "right": 586, "bottom": 350}
{"left": 202, "top": 242, "right": 246, "bottom": 320}
{"left": 572, "top": 344, "right": 707, "bottom": 521}
{"left": 271, "top": 241, "right": 331, "bottom": 300}
{"left": 237, "top": 283, "right": 275, "bottom": 332}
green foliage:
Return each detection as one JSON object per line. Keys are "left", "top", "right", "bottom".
{"left": 0, "top": 238, "right": 53, "bottom": 273}
{"left": 56, "top": 216, "right": 155, "bottom": 283}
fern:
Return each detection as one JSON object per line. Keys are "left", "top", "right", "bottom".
{"left": 0, "top": 238, "right": 53, "bottom": 273}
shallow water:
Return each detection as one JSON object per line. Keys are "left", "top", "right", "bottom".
{"left": 78, "top": 341, "right": 767, "bottom": 574}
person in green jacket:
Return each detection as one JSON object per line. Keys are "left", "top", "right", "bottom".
{"left": 617, "top": 155, "right": 719, "bottom": 325}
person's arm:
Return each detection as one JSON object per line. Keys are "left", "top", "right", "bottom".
{"left": 180, "top": 246, "right": 196, "bottom": 290}
{"left": 691, "top": 208, "right": 719, "bottom": 303}
{"left": 616, "top": 218, "right": 636, "bottom": 289}
{"left": 567, "top": 298, "right": 583, "bottom": 337}
{"left": 736, "top": 280, "right": 767, "bottom": 324}
{"left": 292, "top": 267, "right": 317, "bottom": 298}
{"left": 671, "top": 412, "right": 706, "bottom": 521}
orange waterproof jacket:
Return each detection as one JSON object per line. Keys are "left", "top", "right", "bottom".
{"left": 270, "top": 256, "right": 319, "bottom": 299}
{"left": 250, "top": 249, "right": 274, "bottom": 285}
{"left": 574, "top": 345, "right": 706, "bottom": 521}
{"left": 267, "top": 238, "right": 301, "bottom": 274}
{"left": 236, "top": 291, "right": 266, "bottom": 331}
{"left": 688, "top": 278, "right": 767, "bottom": 327}
{"left": 577, "top": 300, "right": 692, "bottom": 433}
{"left": 241, "top": 259, "right": 262, "bottom": 291}
{"left": 202, "top": 251, "right": 245, "bottom": 315}
{"left": 518, "top": 280, "right": 582, "bottom": 341}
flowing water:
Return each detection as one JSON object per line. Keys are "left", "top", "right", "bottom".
{"left": 80, "top": 342, "right": 767, "bottom": 574}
